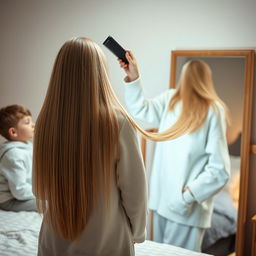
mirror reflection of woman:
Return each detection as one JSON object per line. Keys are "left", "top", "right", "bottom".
{"left": 118, "top": 52, "right": 231, "bottom": 252}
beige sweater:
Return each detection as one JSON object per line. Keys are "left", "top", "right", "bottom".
{"left": 37, "top": 114, "right": 147, "bottom": 256}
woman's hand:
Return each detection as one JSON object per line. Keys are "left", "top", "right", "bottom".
{"left": 118, "top": 50, "right": 139, "bottom": 82}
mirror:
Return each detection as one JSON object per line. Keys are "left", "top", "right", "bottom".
{"left": 142, "top": 50, "right": 255, "bottom": 256}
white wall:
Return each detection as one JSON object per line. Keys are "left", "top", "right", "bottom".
{"left": 0, "top": 0, "right": 255, "bottom": 123}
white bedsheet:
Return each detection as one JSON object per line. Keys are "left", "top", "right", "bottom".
{"left": 0, "top": 210, "right": 41, "bottom": 256}
{"left": 135, "top": 240, "right": 212, "bottom": 256}
{"left": 0, "top": 210, "right": 212, "bottom": 256}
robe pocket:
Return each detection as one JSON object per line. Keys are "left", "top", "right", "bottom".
{"left": 169, "top": 194, "right": 194, "bottom": 216}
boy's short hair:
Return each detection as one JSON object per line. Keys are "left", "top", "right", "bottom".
{"left": 0, "top": 104, "right": 32, "bottom": 140}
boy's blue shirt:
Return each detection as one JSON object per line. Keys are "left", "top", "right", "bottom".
{"left": 0, "top": 140, "right": 34, "bottom": 203}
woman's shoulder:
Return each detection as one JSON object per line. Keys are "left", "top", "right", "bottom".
{"left": 115, "top": 111, "right": 137, "bottom": 134}
{"left": 153, "top": 88, "right": 176, "bottom": 107}
{"left": 164, "top": 88, "right": 176, "bottom": 99}
{"left": 115, "top": 110, "right": 125, "bottom": 122}
{"left": 207, "top": 101, "right": 226, "bottom": 123}
{"left": 114, "top": 111, "right": 140, "bottom": 145}
{"left": 208, "top": 101, "right": 224, "bottom": 114}
{"left": 115, "top": 111, "right": 129, "bottom": 129}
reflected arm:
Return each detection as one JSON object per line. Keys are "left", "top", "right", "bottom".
{"left": 124, "top": 78, "right": 173, "bottom": 127}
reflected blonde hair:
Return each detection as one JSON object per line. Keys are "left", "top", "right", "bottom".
{"left": 166, "top": 60, "right": 230, "bottom": 137}
{"left": 124, "top": 60, "right": 230, "bottom": 141}
{"left": 33, "top": 38, "right": 228, "bottom": 241}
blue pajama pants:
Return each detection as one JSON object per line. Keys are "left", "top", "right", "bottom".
{"left": 153, "top": 211, "right": 205, "bottom": 252}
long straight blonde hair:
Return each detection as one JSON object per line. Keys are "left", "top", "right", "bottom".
{"left": 166, "top": 59, "right": 230, "bottom": 136}
{"left": 33, "top": 38, "right": 229, "bottom": 241}
{"left": 33, "top": 38, "right": 121, "bottom": 240}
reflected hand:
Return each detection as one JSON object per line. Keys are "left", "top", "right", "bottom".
{"left": 118, "top": 50, "right": 139, "bottom": 82}
{"left": 182, "top": 188, "right": 188, "bottom": 192}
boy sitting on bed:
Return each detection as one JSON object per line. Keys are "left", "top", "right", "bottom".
{"left": 0, "top": 104, "right": 37, "bottom": 211}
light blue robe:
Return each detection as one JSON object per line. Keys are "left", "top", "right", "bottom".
{"left": 124, "top": 78, "right": 230, "bottom": 229}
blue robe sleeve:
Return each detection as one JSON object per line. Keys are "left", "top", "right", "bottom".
{"left": 124, "top": 78, "right": 173, "bottom": 128}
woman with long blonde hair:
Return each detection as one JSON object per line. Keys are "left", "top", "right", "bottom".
{"left": 118, "top": 52, "right": 230, "bottom": 252}
{"left": 33, "top": 38, "right": 148, "bottom": 256}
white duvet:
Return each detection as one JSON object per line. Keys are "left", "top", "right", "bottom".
{"left": 0, "top": 210, "right": 211, "bottom": 256}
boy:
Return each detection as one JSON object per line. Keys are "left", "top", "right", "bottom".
{"left": 0, "top": 104, "right": 36, "bottom": 211}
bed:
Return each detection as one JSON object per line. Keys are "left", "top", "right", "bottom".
{"left": 0, "top": 210, "right": 212, "bottom": 256}
{"left": 201, "top": 155, "right": 240, "bottom": 256}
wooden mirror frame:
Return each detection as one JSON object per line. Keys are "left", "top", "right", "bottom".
{"left": 141, "top": 49, "right": 255, "bottom": 255}
{"left": 170, "top": 50, "right": 255, "bottom": 256}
